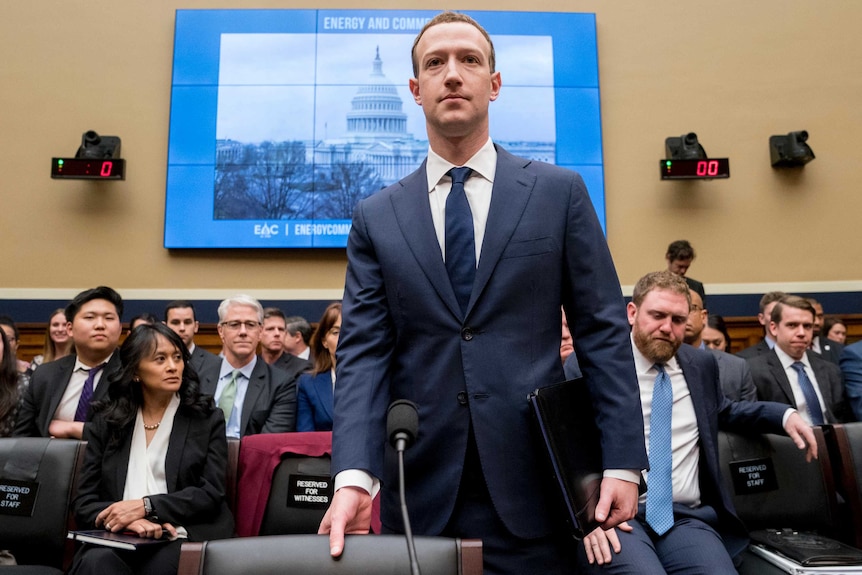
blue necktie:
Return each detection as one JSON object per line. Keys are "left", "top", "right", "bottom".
{"left": 74, "top": 363, "right": 106, "bottom": 422}
{"left": 445, "top": 167, "right": 475, "bottom": 315}
{"left": 646, "top": 363, "right": 674, "bottom": 536}
{"left": 791, "top": 361, "right": 825, "bottom": 425}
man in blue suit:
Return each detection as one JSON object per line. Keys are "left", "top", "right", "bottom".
{"left": 579, "top": 272, "right": 816, "bottom": 574}
{"left": 320, "top": 11, "right": 648, "bottom": 574}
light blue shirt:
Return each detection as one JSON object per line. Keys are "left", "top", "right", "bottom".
{"left": 215, "top": 356, "right": 257, "bottom": 438}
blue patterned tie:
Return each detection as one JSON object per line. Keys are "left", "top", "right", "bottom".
{"left": 74, "top": 363, "right": 106, "bottom": 422}
{"left": 646, "top": 363, "right": 674, "bottom": 536}
{"left": 445, "top": 167, "right": 475, "bottom": 315}
{"left": 791, "top": 361, "right": 825, "bottom": 425}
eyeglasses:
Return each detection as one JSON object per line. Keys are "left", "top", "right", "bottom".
{"left": 220, "top": 320, "right": 261, "bottom": 331}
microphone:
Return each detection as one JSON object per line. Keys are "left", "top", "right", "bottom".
{"left": 387, "top": 400, "right": 421, "bottom": 575}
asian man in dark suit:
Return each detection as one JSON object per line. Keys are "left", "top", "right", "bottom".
{"left": 320, "top": 12, "right": 648, "bottom": 575}
{"left": 748, "top": 295, "right": 851, "bottom": 424}
{"left": 197, "top": 295, "right": 298, "bottom": 438}
{"left": 579, "top": 272, "right": 816, "bottom": 574}
{"left": 14, "top": 286, "right": 124, "bottom": 439}
{"left": 164, "top": 300, "right": 221, "bottom": 375}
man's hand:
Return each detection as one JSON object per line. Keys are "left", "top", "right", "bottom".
{"left": 95, "top": 499, "right": 147, "bottom": 532}
{"left": 583, "top": 522, "right": 633, "bottom": 565}
{"left": 48, "top": 419, "right": 84, "bottom": 439}
{"left": 318, "top": 486, "right": 373, "bottom": 557}
{"left": 595, "top": 477, "right": 638, "bottom": 530}
{"left": 783, "top": 411, "right": 818, "bottom": 462}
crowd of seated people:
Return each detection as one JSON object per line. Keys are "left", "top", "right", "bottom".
{"left": 2, "top": 280, "right": 861, "bottom": 573}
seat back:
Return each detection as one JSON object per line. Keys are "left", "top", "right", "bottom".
{"left": 259, "top": 454, "right": 331, "bottom": 535}
{"left": 178, "top": 534, "right": 482, "bottom": 575}
{"left": 824, "top": 422, "right": 862, "bottom": 548}
{"left": 0, "top": 438, "right": 84, "bottom": 568}
{"left": 225, "top": 437, "right": 240, "bottom": 516}
{"left": 717, "top": 428, "right": 838, "bottom": 536}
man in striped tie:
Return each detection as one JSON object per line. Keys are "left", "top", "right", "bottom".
{"left": 579, "top": 271, "right": 817, "bottom": 574}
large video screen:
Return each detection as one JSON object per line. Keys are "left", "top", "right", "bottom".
{"left": 165, "top": 9, "right": 604, "bottom": 248}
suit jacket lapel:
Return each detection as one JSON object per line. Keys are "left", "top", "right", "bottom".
{"left": 390, "top": 162, "right": 463, "bottom": 318}
{"left": 241, "top": 360, "right": 266, "bottom": 436}
{"left": 808, "top": 354, "right": 835, "bottom": 421}
{"left": 468, "top": 147, "right": 535, "bottom": 315}
{"left": 165, "top": 412, "right": 189, "bottom": 492}
{"left": 767, "top": 352, "right": 797, "bottom": 407}
{"left": 46, "top": 357, "right": 76, "bottom": 426}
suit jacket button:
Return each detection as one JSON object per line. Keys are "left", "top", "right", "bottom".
{"left": 457, "top": 391, "right": 468, "bottom": 405}
{"left": 461, "top": 327, "right": 474, "bottom": 341}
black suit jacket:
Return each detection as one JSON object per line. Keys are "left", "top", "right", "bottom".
{"left": 747, "top": 349, "right": 851, "bottom": 423}
{"left": 272, "top": 352, "right": 312, "bottom": 382}
{"left": 74, "top": 408, "right": 234, "bottom": 541}
{"left": 675, "top": 344, "right": 789, "bottom": 556}
{"left": 684, "top": 276, "right": 705, "bottom": 302}
{"left": 813, "top": 335, "right": 843, "bottom": 365}
{"left": 736, "top": 338, "right": 771, "bottom": 360}
{"left": 13, "top": 352, "right": 122, "bottom": 438}
{"left": 189, "top": 345, "right": 221, "bottom": 376}
{"left": 199, "top": 356, "right": 297, "bottom": 437}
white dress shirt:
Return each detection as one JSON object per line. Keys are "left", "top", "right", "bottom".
{"left": 54, "top": 354, "right": 113, "bottom": 422}
{"left": 773, "top": 347, "right": 827, "bottom": 425}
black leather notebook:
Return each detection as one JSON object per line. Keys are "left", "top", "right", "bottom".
{"left": 749, "top": 529, "right": 862, "bottom": 567}
{"left": 528, "top": 378, "right": 604, "bottom": 539}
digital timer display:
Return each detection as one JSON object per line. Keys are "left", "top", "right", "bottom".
{"left": 51, "top": 158, "right": 126, "bottom": 180}
{"left": 660, "top": 158, "right": 729, "bottom": 180}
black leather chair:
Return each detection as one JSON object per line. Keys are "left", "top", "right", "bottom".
{"left": 717, "top": 428, "right": 847, "bottom": 574}
{"left": 177, "top": 534, "right": 482, "bottom": 575}
{"left": 0, "top": 437, "right": 85, "bottom": 574}
{"left": 225, "top": 437, "right": 240, "bottom": 516}
{"left": 258, "top": 453, "right": 331, "bottom": 535}
{"left": 824, "top": 422, "right": 862, "bottom": 549}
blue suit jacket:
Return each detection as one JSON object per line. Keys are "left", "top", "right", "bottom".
{"left": 674, "top": 344, "right": 789, "bottom": 556}
{"left": 333, "top": 146, "right": 648, "bottom": 539}
{"left": 840, "top": 340, "right": 862, "bottom": 421}
{"left": 296, "top": 372, "right": 334, "bottom": 431}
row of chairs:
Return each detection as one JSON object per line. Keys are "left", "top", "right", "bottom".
{"left": 3, "top": 424, "right": 862, "bottom": 573}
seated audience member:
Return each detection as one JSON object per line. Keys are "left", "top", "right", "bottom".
{"left": 702, "top": 314, "right": 732, "bottom": 353}
{"left": 284, "top": 316, "right": 313, "bottom": 361}
{"left": 14, "top": 286, "right": 124, "bottom": 439}
{"left": 560, "top": 308, "right": 582, "bottom": 380}
{"left": 260, "top": 307, "right": 311, "bottom": 376}
{"left": 69, "top": 323, "right": 233, "bottom": 575}
{"left": 28, "top": 308, "right": 75, "bottom": 371}
{"left": 736, "top": 291, "right": 787, "bottom": 359}
{"left": 748, "top": 295, "right": 851, "bottom": 424}
{"left": 578, "top": 271, "right": 816, "bottom": 575}
{"left": 805, "top": 297, "right": 843, "bottom": 364}
{"left": 198, "top": 295, "right": 297, "bottom": 438}
{"left": 665, "top": 239, "right": 705, "bottom": 303}
{"left": 0, "top": 329, "right": 28, "bottom": 437}
{"left": 296, "top": 303, "right": 341, "bottom": 432}
{"left": 685, "top": 291, "right": 756, "bottom": 402}
{"left": 129, "top": 312, "right": 159, "bottom": 332}
{"left": 0, "top": 316, "right": 31, "bottom": 375}
{"left": 164, "top": 300, "right": 220, "bottom": 374}
{"left": 840, "top": 341, "right": 862, "bottom": 421}
{"left": 822, "top": 316, "right": 847, "bottom": 345}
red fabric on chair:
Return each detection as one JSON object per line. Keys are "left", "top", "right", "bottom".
{"left": 234, "top": 432, "right": 381, "bottom": 536}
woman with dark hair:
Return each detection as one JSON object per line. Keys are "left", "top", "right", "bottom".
{"left": 0, "top": 329, "right": 28, "bottom": 437}
{"left": 295, "top": 302, "right": 341, "bottom": 432}
{"left": 702, "top": 314, "right": 733, "bottom": 352}
{"left": 70, "top": 323, "right": 233, "bottom": 575}
{"left": 822, "top": 316, "right": 848, "bottom": 345}
{"left": 29, "top": 308, "right": 74, "bottom": 371}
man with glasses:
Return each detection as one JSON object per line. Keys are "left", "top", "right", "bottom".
{"left": 198, "top": 294, "right": 298, "bottom": 438}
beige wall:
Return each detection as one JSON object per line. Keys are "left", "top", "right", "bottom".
{"left": 2, "top": 1, "right": 860, "bottom": 298}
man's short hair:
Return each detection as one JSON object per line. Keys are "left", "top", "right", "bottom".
{"left": 758, "top": 291, "right": 787, "bottom": 314}
{"left": 665, "top": 240, "right": 696, "bottom": 262}
{"left": 411, "top": 11, "right": 496, "bottom": 77}
{"left": 770, "top": 295, "right": 816, "bottom": 324}
{"left": 129, "top": 312, "right": 159, "bottom": 328}
{"left": 0, "top": 316, "right": 19, "bottom": 341}
{"left": 263, "top": 307, "right": 286, "bottom": 322}
{"left": 65, "top": 286, "right": 124, "bottom": 322}
{"left": 217, "top": 294, "right": 264, "bottom": 323}
{"left": 164, "top": 300, "right": 196, "bottom": 322}
{"left": 285, "top": 316, "right": 312, "bottom": 344}
{"left": 631, "top": 270, "right": 691, "bottom": 307}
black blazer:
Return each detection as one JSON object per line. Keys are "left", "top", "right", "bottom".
{"left": 813, "top": 336, "right": 843, "bottom": 365}
{"left": 13, "top": 353, "right": 122, "bottom": 438}
{"left": 74, "top": 407, "right": 234, "bottom": 541}
{"left": 747, "top": 349, "right": 851, "bottom": 423}
{"left": 736, "top": 338, "right": 771, "bottom": 360}
{"left": 199, "top": 356, "right": 297, "bottom": 437}
{"left": 189, "top": 346, "right": 221, "bottom": 376}
{"left": 272, "top": 353, "right": 312, "bottom": 382}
